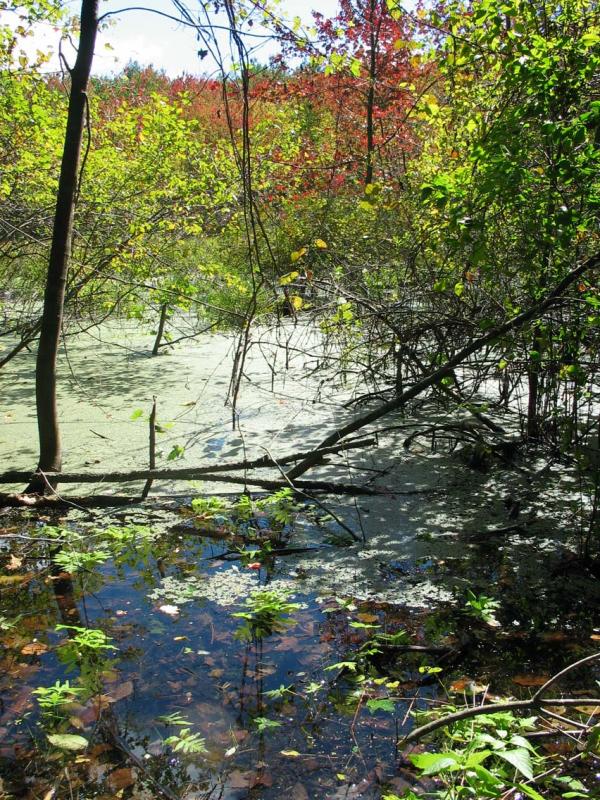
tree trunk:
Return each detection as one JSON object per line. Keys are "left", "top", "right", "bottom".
{"left": 151, "top": 303, "right": 168, "bottom": 355}
{"left": 365, "top": 0, "right": 377, "bottom": 185}
{"left": 28, "top": 0, "right": 98, "bottom": 492}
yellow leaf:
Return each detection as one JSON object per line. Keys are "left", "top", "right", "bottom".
{"left": 314, "top": 239, "right": 328, "bottom": 249}
{"left": 279, "top": 270, "right": 299, "bottom": 285}
{"left": 290, "top": 296, "right": 304, "bottom": 311}
{"left": 280, "top": 749, "right": 301, "bottom": 757}
{"left": 291, "top": 247, "right": 307, "bottom": 263}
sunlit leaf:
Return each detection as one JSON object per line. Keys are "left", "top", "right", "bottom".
{"left": 47, "top": 733, "right": 88, "bottom": 751}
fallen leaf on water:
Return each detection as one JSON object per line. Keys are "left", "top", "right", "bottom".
{"left": 157, "top": 605, "right": 179, "bottom": 617}
{"left": 209, "top": 668, "right": 224, "bottom": 678}
{"left": 228, "top": 770, "right": 253, "bottom": 789}
{"left": 255, "top": 772, "right": 273, "bottom": 787}
{"left": 356, "top": 613, "right": 378, "bottom": 623}
{"left": 21, "top": 641, "right": 48, "bottom": 656}
{"left": 47, "top": 734, "right": 88, "bottom": 751}
{"left": 290, "top": 783, "right": 309, "bottom": 800}
{"left": 107, "top": 681, "right": 134, "bottom": 703}
{"left": 247, "top": 562, "right": 261, "bottom": 570}
{"left": 512, "top": 674, "right": 550, "bottom": 687}
{"left": 107, "top": 767, "right": 136, "bottom": 791}
{"left": 281, "top": 749, "right": 301, "bottom": 757}
{"left": 89, "top": 744, "right": 112, "bottom": 757}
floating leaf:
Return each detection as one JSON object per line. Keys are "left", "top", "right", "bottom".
{"left": 107, "top": 767, "right": 136, "bottom": 790}
{"left": 366, "top": 698, "right": 395, "bottom": 713}
{"left": 356, "top": 613, "right": 378, "bottom": 623}
{"left": 47, "top": 733, "right": 88, "bottom": 751}
{"left": 290, "top": 783, "right": 309, "bottom": 800}
{"left": 157, "top": 604, "right": 180, "bottom": 617}
{"left": 107, "top": 680, "right": 134, "bottom": 703}
{"left": 21, "top": 641, "right": 48, "bottom": 655}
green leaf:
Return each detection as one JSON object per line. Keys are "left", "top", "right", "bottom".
{"left": 495, "top": 748, "right": 533, "bottom": 780}
{"left": 349, "top": 621, "right": 380, "bottom": 629}
{"left": 581, "top": 31, "right": 600, "bottom": 47}
{"left": 47, "top": 733, "right": 88, "bottom": 751}
{"left": 167, "top": 444, "right": 185, "bottom": 461}
{"left": 253, "top": 717, "right": 282, "bottom": 732}
{"left": 366, "top": 698, "right": 395, "bottom": 713}
{"left": 324, "top": 661, "right": 358, "bottom": 671}
{"left": 464, "top": 749, "right": 492, "bottom": 768}
{"left": 410, "top": 751, "right": 460, "bottom": 774}
{"left": 516, "top": 783, "right": 546, "bottom": 800}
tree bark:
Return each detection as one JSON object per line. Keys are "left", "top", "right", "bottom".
{"left": 151, "top": 304, "right": 168, "bottom": 355}
{"left": 28, "top": 0, "right": 98, "bottom": 491}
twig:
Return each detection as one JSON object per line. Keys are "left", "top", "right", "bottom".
{"left": 399, "top": 651, "right": 600, "bottom": 746}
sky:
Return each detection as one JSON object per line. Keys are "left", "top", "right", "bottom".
{"left": 17, "top": 0, "right": 340, "bottom": 77}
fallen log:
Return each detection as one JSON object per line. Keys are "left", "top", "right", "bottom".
{"left": 0, "top": 472, "right": 381, "bottom": 509}
{"left": 0, "top": 437, "right": 376, "bottom": 487}
{"left": 287, "top": 252, "right": 600, "bottom": 479}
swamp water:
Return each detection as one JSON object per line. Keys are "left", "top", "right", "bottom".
{"left": 1, "top": 322, "right": 599, "bottom": 798}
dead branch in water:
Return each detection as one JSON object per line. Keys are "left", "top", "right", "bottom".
{"left": 399, "top": 651, "right": 600, "bottom": 747}
{"left": 0, "top": 436, "right": 376, "bottom": 488}
{"left": 286, "top": 253, "right": 600, "bottom": 480}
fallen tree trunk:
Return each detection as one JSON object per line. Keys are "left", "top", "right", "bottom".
{"left": 0, "top": 437, "right": 376, "bottom": 486}
{"left": 287, "top": 253, "right": 600, "bottom": 479}
{"left": 0, "top": 472, "right": 381, "bottom": 509}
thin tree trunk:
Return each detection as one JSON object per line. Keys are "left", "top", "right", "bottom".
{"left": 28, "top": 0, "right": 98, "bottom": 492}
{"left": 151, "top": 303, "right": 168, "bottom": 355}
{"left": 141, "top": 397, "right": 157, "bottom": 499}
{"left": 525, "top": 325, "right": 543, "bottom": 439}
{"left": 365, "top": 0, "right": 377, "bottom": 185}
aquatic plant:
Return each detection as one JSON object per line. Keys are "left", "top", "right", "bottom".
{"left": 33, "top": 680, "right": 85, "bottom": 721}
{"left": 464, "top": 589, "right": 501, "bottom": 627}
{"left": 232, "top": 588, "right": 301, "bottom": 639}
{"left": 157, "top": 712, "right": 208, "bottom": 755}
